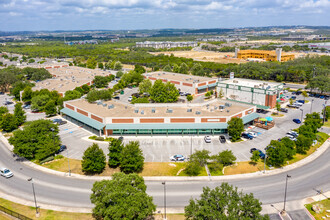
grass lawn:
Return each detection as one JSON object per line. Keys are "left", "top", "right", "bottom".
{"left": 323, "top": 120, "right": 330, "bottom": 128}
{"left": 288, "top": 132, "right": 329, "bottom": 165}
{"left": 0, "top": 212, "right": 13, "bottom": 220}
{"left": 271, "top": 113, "right": 284, "bottom": 117}
{"left": 305, "top": 199, "right": 330, "bottom": 220}
{"left": 0, "top": 197, "right": 93, "bottom": 220}
{"left": 223, "top": 161, "right": 267, "bottom": 175}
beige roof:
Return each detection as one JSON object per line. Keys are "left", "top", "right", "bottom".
{"left": 68, "top": 99, "right": 250, "bottom": 118}
{"left": 145, "top": 71, "right": 216, "bottom": 84}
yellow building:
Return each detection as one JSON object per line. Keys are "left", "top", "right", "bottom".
{"left": 236, "top": 49, "right": 295, "bottom": 62}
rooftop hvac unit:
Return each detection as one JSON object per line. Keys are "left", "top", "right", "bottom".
{"left": 227, "top": 110, "right": 230, "bottom": 113}
{"left": 151, "top": 108, "right": 156, "bottom": 113}
{"left": 195, "top": 111, "right": 201, "bottom": 115}
{"left": 233, "top": 80, "right": 238, "bottom": 83}
{"left": 166, "top": 109, "right": 173, "bottom": 113}
{"left": 214, "top": 106, "right": 218, "bottom": 110}
{"left": 134, "top": 109, "right": 139, "bottom": 113}
{"left": 187, "top": 109, "right": 192, "bottom": 112}
{"left": 266, "top": 86, "right": 271, "bottom": 90}
{"left": 219, "top": 105, "right": 225, "bottom": 109}
{"left": 141, "top": 110, "right": 144, "bottom": 115}
{"left": 97, "top": 101, "right": 103, "bottom": 105}
{"left": 103, "top": 103, "right": 107, "bottom": 107}
{"left": 225, "top": 103, "right": 232, "bottom": 107}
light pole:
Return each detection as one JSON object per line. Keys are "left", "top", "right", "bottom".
{"left": 300, "top": 109, "right": 304, "bottom": 122}
{"left": 28, "top": 178, "right": 39, "bottom": 217}
{"left": 310, "top": 99, "right": 314, "bottom": 113}
{"left": 67, "top": 149, "right": 71, "bottom": 176}
{"left": 190, "top": 135, "right": 193, "bottom": 160}
{"left": 323, "top": 101, "right": 327, "bottom": 125}
{"left": 162, "top": 181, "right": 166, "bottom": 220}
{"left": 50, "top": 128, "right": 55, "bottom": 147}
{"left": 282, "top": 174, "right": 291, "bottom": 214}
{"left": 263, "top": 153, "right": 267, "bottom": 174}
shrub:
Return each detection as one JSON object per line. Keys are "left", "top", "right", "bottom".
{"left": 89, "top": 136, "right": 98, "bottom": 140}
{"left": 95, "top": 137, "right": 105, "bottom": 141}
{"left": 40, "top": 156, "right": 54, "bottom": 164}
{"left": 54, "top": 155, "right": 64, "bottom": 159}
{"left": 184, "top": 161, "right": 201, "bottom": 176}
{"left": 82, "top": 143, "right": 106, "bottom": 174}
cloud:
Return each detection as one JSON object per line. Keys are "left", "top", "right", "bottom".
{"left": 0, "top": 0, "right": 329, "bottom": 31}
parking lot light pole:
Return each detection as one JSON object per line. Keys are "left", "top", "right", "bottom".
{"left": 263, "top": 153, "right": 267, "bottom": 174}
{"left": 282, "top": 174, "right": 291, "bottom": 214}
{"left": 162, "top": 182, "right": 166, "bottom": 220}
{"left": 28, "top": 178, "right": 39, "bottom": 217}
{"left": 67, "top": 149, "right": 71, "bottom": 176}
{"left": 50, "top": 128, "right": 55, "bottom": 147}
{"left": 300, "top": 109, "right": 304, "bottom": 122}
{"left": 310, "top": 99, "right": 314, "bottom": 113}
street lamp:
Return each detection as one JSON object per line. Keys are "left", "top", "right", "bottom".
{"left": 323, "top": 101, "right": 327, "bottom": 125}
{"left": 50, "top": 128, "right": 55, "bottom": 147}
{"left": 300, "top": 109, "right": 304, "bottom": 122}
{"left": 67, "top": 149, "right": 71, "bottom": 176}
{"left": 310, "top": 99, "right": 314, "bottom": 113}
{"left": 282, "top": 174, "right": 291, "bottom": 214}
{"left": 27, "top": 178, "right": 39, "bottom": 216}
{"left": 162, "top": 181, "right": 167, "bottom": 220}
{"left": 263, "top": 153, "right": 267, "bottom": 174}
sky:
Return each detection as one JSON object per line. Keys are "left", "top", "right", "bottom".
{"left": 0, "top": 0, "right": 329, "bottom": 31}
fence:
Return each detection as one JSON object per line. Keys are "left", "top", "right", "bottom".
{"left": 0, "top": 205, "right": 32, "bottom": 220}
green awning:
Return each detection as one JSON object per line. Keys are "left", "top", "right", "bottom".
{"left": 256, "top": 105, "right": 270, "bottom": 110}
{"left": 242, "top": 112, "right": 260, "bottom": 124}
{"left": 60, "top": 108, "right": 105, "bottom": 130}
{"left": 197, "top": 85, "right": 208, "bottom": 90}
{"left": 208, "top": 83, "right": 217, "bottom": 88}
{"left": 280, "top": 94, "right": 285, "bottom": 98}
{"left": 106, "top": 123, "right": 228, "bottom": 130}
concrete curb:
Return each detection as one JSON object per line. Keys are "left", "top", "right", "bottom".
{"left": 0, "top": 133, "right": 329, "bottom": 181}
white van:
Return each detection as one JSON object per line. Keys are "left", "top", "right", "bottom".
{"left": 0, "top": 168, "right": 14, "bottom": 178}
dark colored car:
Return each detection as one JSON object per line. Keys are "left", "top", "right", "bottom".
{"left": 280, "top": 108, "right": 288, "bottom": 113}
{"left": 219, "top": 135, "right": 226, "bottom": 143}
{"left": 297, "top": 100, "right": 305, "bottom": 104}
{"left": 320, "top": 95, "right": 325, "bottom": 99}
{"left": 315, "top": 94, "right": 320, "bottom": 98}
{"left": 242, "top": 132, "right": 253, "bottom": 139}
{"left": 113, "top": 96, "right": 120, "bottom": 100}
{"left": 325, "top": 96, "right": 330, "bottom": 100}
{"left": 58, "top": 120, "right": 67, "bottom": 125}
{"left": 53, "top": 119, "right": 62, "bottom": 123}
{"left": 57, "top": 145, "right": 67, "bottom": 153}
{"left": 258, "top": 150, "right": 266, "bottom": 159}
{"left": 287, "top": 104, "right": 299, "bottom": 109}
{"left": 118, "top": 136, "right": 124, "bottom": 142}
{"left": 291, "top": 96, "right": 296, "bottom": 100}
{"left": 250, "top": 148, "right": 257, "bottom": 153}
{"left": 293, "top": 119, "right": 301, "bottom": 124}
{"left": 296, "top": 91, "right": 302, "bottom": 95}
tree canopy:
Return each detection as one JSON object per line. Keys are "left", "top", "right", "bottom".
{"left": 120, "top": 141, "right": 144, "bottom": 174}
{"left": 82, "top": 143, "right": 106, "bottom": 174}
{"left": 227, "top": 117, "right": 244, "bottom": 142}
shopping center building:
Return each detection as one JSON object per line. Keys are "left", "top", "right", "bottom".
{"left": 60, "top": 98, "right": 259, "bottom": 136}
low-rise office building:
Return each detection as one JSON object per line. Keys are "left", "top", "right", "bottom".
{"left": 60, "top": 98, "right": 258, "bottom": 136}
{"left": 217, "top": 78, "right": 284, "bottom": 109}
{"left": 144, "top": 71, "right": 218, "bottom": 95}
{"left": 235, "top": 48, "right": 295, "bottom": 62}
{"left": 136, "top": 41, "right": 197, "bottom": 49}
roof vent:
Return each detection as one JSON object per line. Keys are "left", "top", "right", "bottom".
{"left": 141, "top": 110, "right": 144, "bottom": 115}
{"left": 166, "top": 109, "right": 173, "bottom": 113}
{"left": 195, "top": 111, "right": 201, "bottom": 115}
{"left": 187, "top": 109, "right": 192, "bottom": 112}
{"left": 225, "top": 102, "right": 232, "bottom": 107}
{"left": 151, "top": 108, "right": 156, "bottom": 113}
{"left": 134, "top": 109, "right": 139, "bottom": 113}
{"left": 103, "top": 103, "right": 107, "bottom": 107}
{"left": 108, "top": 104, "right": 114, "bottom": 109}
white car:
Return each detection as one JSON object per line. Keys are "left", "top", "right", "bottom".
{"left": 248, "top": 132, "right": 258, "bottom": 138}
{"left": 128, "top": 96, "right": 133, "bottom": 102}
{"left": 0, "top": 168, "right": 13, "bottom": 178}
{"left": 204, "top": 136, "right": 212, "bottom": 143}
{"left": 170, "top": 154, "right": 185, "bottom": 161}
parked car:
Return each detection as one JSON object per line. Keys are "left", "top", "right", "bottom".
{"left": 248, "top": 132, "right": 258, "bottom": 138}
{"left": 219, "top": 135, "right": 226, "bottom": 143}
{"left": 2, "top": 101, "right": 13, "bottom": 105}
{"left": 291, "top": 96, "right": 296, "bottom": 100}
{"left": 280, "top": 108, "right": 288, "bottom": 113}
{"left": 250, "top": 149, "right": 265, "bottom": 159}
{"left": 320, "top": 95, "right": 325, "bottom": 99}
{"left": 128, "top": 96, "right": 133, "bottom": 102}
{"left": 113, "top": 96, "right": 120, "bottom": 100}
{"left": 23, "top": 104, "right": 31, "bottom": 109}
{"left": 57, "top": 145, "right": 67, "bottom": 153}
{"left": 325, "top": 96, "right": 330, "bottom": 100}
{"left": 257, "top": 109, "right": 268, "bottom": 114}
{"left": 287, "top": 131, "right": 298, "bottom": 137}
{"left": 0, "top": 168, "right": 13, "bottom": 178}
{"left": 250, "top": 148, "right": 257, "bottom": 153}
{"left": 53, "top": 119, "right": 62, "bottom": 123}
{"left": 57, "top": 120, "right": 67, "bottom": 125}
{"left": 204, "top": 135, "right": 211, "bottom": 143}
{"left": 297, "top": 100, "right": 305, "bottom": 104}
{"left": 170, "top": 154, "right": 185, "bottom": 161}
{"left": 296, "top": 91, "right": 302, "bottom": 95}
{"left": 242, "top": 132, "right": 253, "bottom": 139}
{"left": 287, "top": 104, "right": 299, "bottom": 109}
{"left": 293, "top": 119, "right": 301, "bottom": 124}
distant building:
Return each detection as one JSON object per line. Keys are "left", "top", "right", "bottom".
{"left": 235, "top": 49, "right": 295, "bottom": 62}
{"left": 281, "top": 35, "right": 329, "bottom": 41}
{"left": 308, "top": 42, "right": 330, "bottom": 50}
{"left": 136, "top": 41, "right": 197, "bottom": 49}
{"left": 197, "top": 36, "right": 248, "bottom": 42}
{"left": 217, "top": 78, "right": 284, "bottom": 109}
{"left": 143, "top": 71, "right": 218, "bottom": 95}
{"left": 65, "top": 40, "right": 98, "bottom": 45}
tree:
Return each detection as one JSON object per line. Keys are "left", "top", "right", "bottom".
{"left": 190, "top": 150, "right": 210, "bottom": 167}
{"left": 108, "top": 139, "right": 123, "bottom": 168}
{"left": 82, "top": 143, "right": 106, "bottom": 174}
{"left": 81, "top": 84, "right": 91, "bottom": 94}
{"left": 150, "top": 79, "right": 166, "bottom": 103}
{"left": 275, "top": 102, "right": 281, "bottom": 114}
{"left": 163, "top": 64, "right": 172, "bottom": 72}
{"left": 302, "top": 90, "right": 308, "bottom": 101}
{"left": 116, "top": 71, "right": 124, "bottom": 78}
{"left": 134, "top": 64, "right": 146, "bottom": 74}
{"left": 191, "top": 63, "right": 203, "bottom": 76}
{"left": 22, "top": 86, "right": 33, "bottom": 103}
{"left": 172, "top": 64, "right": 180, "bottom": 73}
{"left": 0, "top": 106, "right": 9, "bottom": 122}
{"left": 98, "top": 62, "right": 104, "bottom": 69}
{"left": 114, "top": 61, "right": 123, "bottom": 70}
{"left": 185, "top": 161, "right": 202, "bottom": 176}
{"left": 179, "top": 63, "right": 189, "bottom": 74}
{"left": 44, "top": 100, "right": 57, "bottom": 116}
{"left": 280, "top": 137, "right": 296, "bottom": 160}
{"left": 187, "top": 94, "right": 193, "bottom": 102}
{"left": 120, "top": 141, "right": 144, "bottom": 174}
{"left": 14, "top": 102, "right": 26, "bottom": 126}
{"left": 138, "top": 79, "right": 152, "bottom": 94}
{"left": 31, "top": 94, "right": 50, "bottom": 111}
{"left": 164, "top": 82, "right": 179, "bottom": 102}
{"left": 185, "top": 182, "right": 269, "bottom": 220}
{"left": 266, "top": 140, "right": 287, "bottom": 167}
{"left": 9, "top": 119, "right": 60, "bottom": 160}
{"left": 289, "top": 98, "right": 294, "bottom": 105}
{"left": 64, "top": 90, "right": 82, "bottom": 100}
{"left": 227, "top": 117, "right": 244, "bottom": 142}
{"left": 86, "top": 57, "right": 97, "bottom": 69}
{"left": 296, "top": 135, "right": 313, "bottom": 154}
{"left": 1, "top": 113, "right": 18, "bottom": 132}
{"left": 214, "top": 150, "right": 236, "bottom": 166}
{"left": 250, "top": 150, "right": 260, "bottom": 164}
{"left": 94, "top": 76, "right": 110, "bottom": 88}
{"left": 307, "top": 75, "right": 330, "bottom": 94}
{"left": 90, "top": 173, "right": 156, "bottom": 220}
{"left": 86, "top": 90, "right": 112, "bottom": 103}
{"left": 218, "top": 88, "right": 224, "bottom": 99}
{"left": 298, "top": 124, "right": 316, "bottom": 140}
{"left": 105, "top": 60, "right": 112, "bottom": 69}
{"left": 304, "top": 112, "right": 322, "bottom": 133}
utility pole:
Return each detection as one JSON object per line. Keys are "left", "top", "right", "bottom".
{"left": 263, "top": 153, "right": 267, "bottom": 174}
{"left": 67, "top": 149, "right": 71, "bottom": 176}
{"left": 28, "top": 178, "right": 39, "bottom": 217}
{"left": 162, "top": 182, "right": 167, "bottom": 220}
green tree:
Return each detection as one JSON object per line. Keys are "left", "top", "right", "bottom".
{"left": 185, "top": 161, "right": 202, "bottom": 176}
{"left": 298, "top": 125, "right": 316, "bottom": 140}
{"left": 9, "top": 119, "right": 60, "bottom": 160}
{"left": 116, "top": 71, "right": 124, "bottom": 78}
{"left": 86, "top": 90, "right": 112, "bottom": 103}
{"left": 31, "top": 94, "right": 50, "bottom": 111}
{"left": 302, "top": 90, "right": 308, "bottom": 101}
{"left": 120, "top": 141, "right": 144, "bottom": 174}
{"left": 172, "top": 64, "right": 180, "bottom": 73}
{"left": 138, "top": 79, "right": 152, "bottom": 94}
{"left": 190, "top": 150, "right": 210, "bottom": 166}
{"left": 187, "top": 94, "right": 193, "bottom": 102}
{"left": 250, "top": 150, "right": 260, "bottom": 164}
{"left": 191, "top": 63, "right": 203, "bottom": 76}
{"left": 280, "top": 137, "right": 296, "bottom": 160}
{"left": 90, "top": 173, "right": 156, "bottom": 220}
{"left": 22, "top": 86, "right": 33, "bottom": 103}
{"left": 164, "top": 82, "right": 179, "bottom": 102}
{"left": 94, "top": 76, "right": 110, "bottom": 88}
{"left": 105, "top": 60, "right": 112, "bottom": 69}
{"left": 227, "top": 117, "right": 244, "bottom": 142}
{"left": 0, "top": 106, "right": 9, "bottom": 122}
{"left": 82, "top": 143, "right": 106, "bottom": 174}
{"left": 114, "top": 61, "right": 123, "bottom": 70}
{"left": 98, "top": 62, "right": 104, "bottom": 69}
{"left": 304, "top": 112, "right": 322, "bottom": 133}
{"left": 1, "top": 113, "right": 18, "bottom": 132}
{"left": 14, "top": 102, "right": 26, "bottom": 126}
{"left": 163, "top": 64, "right": 172, "bottom": 72}
{"left": 185, "top": 183, "right": 269, "bottom": 220}
{"left": 218, "top": 88, "right": 224, "bottom": 99}
{"left": 296, "top": 135, "right": 313, "bottom": 154}
{"left": 86, "top": 57, "right": 97, "bottom": 69}
{"left": 108, "top": 139, "right": 123, "bottom": 168}
{"left": 214, "top": 150, "right": 236, "bottom": 166}
{"left": 64, "top": 90, "right": 82, "bottom": 100}
{"left": 149, "top": 79, "right": 166, "bottom": 103}
{"left": 179, "top": 63, "right": 189, "bottom": 74}
{"left": 275, "top": 102, "right": 281, "bottom": 114}
{"left": 134, "top": 64, "right": 146, "bottom": 74}
{"left": 44, "top": 100, "right": 57, "bottom": 116}
{"left": 81, "top": 84, "right": 91, "bottom": 94}
{"left": 266, "top": 140, "right": 287, "bottom": 167}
